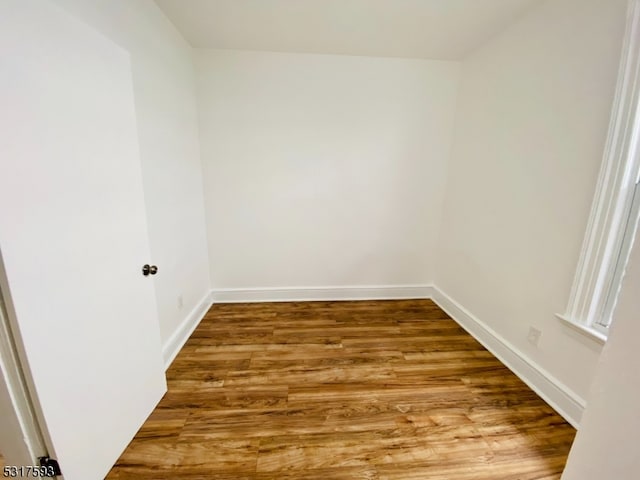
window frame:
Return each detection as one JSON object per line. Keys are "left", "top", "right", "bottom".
{"left": 596, "top": 178, "right": 640, "bottom": 331}
{"left": 559, "top": 0, "right": 640, "bottom": 343}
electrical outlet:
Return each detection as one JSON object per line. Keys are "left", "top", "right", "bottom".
{"left": 177, "top": 294, "right": 183, "bottom": 309}
{"left": 527, "top": 327, "right": 542, "bottom": 346}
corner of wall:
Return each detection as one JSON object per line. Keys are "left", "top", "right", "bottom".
{"left": 161, "top": 291, "right": 213, "bottom": 370}
{"left": 431, "top": 286, "right": 585, "bottom": 428}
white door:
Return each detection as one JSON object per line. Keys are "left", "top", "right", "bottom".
{"left": 0, "top": 1, "right": 167, "bottom": 479}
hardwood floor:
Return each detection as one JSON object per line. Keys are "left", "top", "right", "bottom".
{"left": 106, "top": 299, "right": 576, "bottom": 479}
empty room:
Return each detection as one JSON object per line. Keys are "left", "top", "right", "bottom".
{"left": 1, "top": 0, "right": 639, "bottom": 478}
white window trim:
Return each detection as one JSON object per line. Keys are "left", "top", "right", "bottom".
{"left": 596, "top": 179, "right": 640, "bottom": 328}
{"left": 559, "top": 0, "right": 640, "bottom": 342}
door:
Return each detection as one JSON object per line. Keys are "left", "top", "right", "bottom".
{"left": 0, "top": 1, "right": 167, "bottom": 479}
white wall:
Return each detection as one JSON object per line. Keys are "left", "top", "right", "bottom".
{"left": 196, "top": 50, "right": 459, "bottom": 291}
{"left": 52, "top": 0, "right": 211, "bottom": 354}
{"left": 561, "top": 231, "right": 640, "bottom": 478}
{"left": 435, "top": 0, "right": 628, "bottom": 408}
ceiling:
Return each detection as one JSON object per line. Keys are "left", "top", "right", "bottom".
{"left": 154, "top": 0, "right": 543, "bottom": 60}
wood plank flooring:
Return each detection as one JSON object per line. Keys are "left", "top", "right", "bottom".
{"left": 106, "top": 299, "right": 576, "bottom": 479}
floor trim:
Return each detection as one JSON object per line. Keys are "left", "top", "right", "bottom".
{"left": 432, "top": 287, "right": 585, "bottom": 428}
{"left": 211, "top": 285, "right": 434, "bottom": 303}
{"left": 162, "top": 291, "right": 213, "bottom": 370}
{"left": 173, "top": 284, "right": 583, "bottom": 427}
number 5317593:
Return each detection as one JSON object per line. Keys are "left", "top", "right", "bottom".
{"left": 3, "top": 465, "right": 56, "bottom": 477}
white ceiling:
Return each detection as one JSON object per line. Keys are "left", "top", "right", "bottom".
{"left": 154, "top": 0, "right": 543, "bottom": 60}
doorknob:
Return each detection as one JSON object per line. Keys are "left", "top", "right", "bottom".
{"left": 142, "top": 264, "right": 158, "bottom": 276}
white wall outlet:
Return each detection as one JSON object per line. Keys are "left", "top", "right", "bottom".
{"left": 527, "top": 327, "right": 542, "bottom": 346}
{"left": 177, "top": 294, "right": 183, "bottom": 309}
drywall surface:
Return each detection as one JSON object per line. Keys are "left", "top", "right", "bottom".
{"left": 51, "top": 0, "right": 211, "bottom": 348}
{"left": 196, "top": 49, "right": 459, "bottom": 289}
{"left": 436, "top": 0, "right": 627, "bottom": 404}
{"left": 561, "top": 231, "right": 640, "bottom": 478}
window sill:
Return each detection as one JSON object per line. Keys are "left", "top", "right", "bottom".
{"left": 555, "top": 314, "right": 607, "bottom": 345}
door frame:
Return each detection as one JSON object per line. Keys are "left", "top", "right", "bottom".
{"left": 0, "top": 249, "right": 50, "bottom": 467}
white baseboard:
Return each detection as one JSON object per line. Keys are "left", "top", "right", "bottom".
{"left": 161, "top": 291, "right": 213, "bottom": 370}
{"left": 180, "top": 284, "right": 583, "bottom": 427}
{"left": 431, "top": 287, "right": 585, "bottom": 428}
{"left": 211, "top": 285, "right": 434, "bottom": 303}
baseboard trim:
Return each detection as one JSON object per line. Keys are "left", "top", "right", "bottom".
{"left": 211, "top": 285, "right": 434, "bottom": 303}
{"left": 432, "top": 287, "right": 585, "bottom": 429}
{"left": 189, "top": 284, "right": 584, "bottom": 426}
{"left": 162, "top": 291, "right": 213, "bottom": 370}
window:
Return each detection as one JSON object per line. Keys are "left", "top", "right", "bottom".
{"left": 595, "top": 178, "right": 640, "bottom": 333}
{"left": 559, "top": 0, "right": 640, "bottom": 342}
